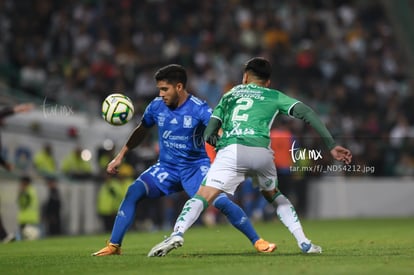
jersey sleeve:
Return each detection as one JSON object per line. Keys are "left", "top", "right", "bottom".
{"left": 210, "top": 96, "right": 225, "bottom": 122}
{"left": 276, "top": 91, "right": 300, "bottom": 117}
{"left": 200, "top": 102, "right": 213, "bottom": 126}
{"left": 141, "top": 100, "right": 157, "bottom": 127}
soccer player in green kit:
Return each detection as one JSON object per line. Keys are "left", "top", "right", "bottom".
{"left": 148, "top": 57, "right": 352, "bottom": 257}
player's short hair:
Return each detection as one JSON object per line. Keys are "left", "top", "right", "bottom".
{"left": 154, "top": 64, "right": 187, "bottom": 87}
{"left": 244, "top": 57, "right": 272, "bottom": 80}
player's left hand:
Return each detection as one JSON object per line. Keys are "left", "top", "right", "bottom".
{"left": 330, "top": 145, "right": 352, "bottom": 164}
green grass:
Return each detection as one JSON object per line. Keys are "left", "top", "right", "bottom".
{"left": 1, "top": 218, "right": 413, "bottom": 275}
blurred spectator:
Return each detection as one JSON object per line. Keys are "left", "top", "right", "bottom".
{"left": 19, "top": 59, "right": 47, "bottom": 96}
{"left": 17, "top": 176, "right": 40, "bottom": 240}
{"left": 14, "top": 146, "right": 33, "bottom": 174}
{"left": 33, "top": 143, "right": 57, "bottom": 178}
{"left": 61, "top": 146, "right": 94, "bottom": 235}
{"left": 96, "top": 141, "right": 115, "bottom": 178}
{"left": 270, "top": 120, "right": 296, "bottom": 202}
{"left": 61, "top": 146, "right": 93, "bottom": 180}
{"left": 390, "top": 115, "right": 412, "bottom": 148}
{"left": 42, "top": 176, "right": 62, "bottom": 236}
{"left": 394, "top": 153, "right": 414, "bottom": 177}
{"left": 193, "top": 68, "right": 222, "bottom": 106}
{"left": 96, "top": 176, "right": 124, "bottom": 232}
{"left": 117, "top": 163, "right": 135, "bottom": 195}
{"left": 95, "top": 142, "right": 128, "bottom": 232}
{"left": 134, "top": 70, "right": 157, "bottom": 103}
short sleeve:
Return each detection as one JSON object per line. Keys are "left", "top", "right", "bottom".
{"left": 141, "top": 100, "right": 156, "bottom": 127}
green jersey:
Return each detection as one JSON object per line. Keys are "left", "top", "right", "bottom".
{"left": 211, "top": 83, "right": 299, "bottom": 149}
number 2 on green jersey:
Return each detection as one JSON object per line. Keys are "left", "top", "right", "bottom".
{"left": 231, "top": 98, "right": 253, "bottom": 121}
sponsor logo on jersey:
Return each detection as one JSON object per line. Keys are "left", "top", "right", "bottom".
{"left": 162, "top": 130, "right": 188, "bottom": 141}
{"left": 224, "top": 121, "right": 255, "bottom": 137}
{"left": 162, "top": 130, "right": 172, "bottom": 139}
{"left": 170, "top": 118, "right": 178, "bottom": 124}
{"left": 162, "top": 130, "right": 189, "bottom": 149}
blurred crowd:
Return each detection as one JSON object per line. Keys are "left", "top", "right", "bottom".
{"left": 0, "top": 0, "right": 412, "bottom": 176}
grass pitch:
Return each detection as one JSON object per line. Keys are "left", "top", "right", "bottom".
{"left": 0, "top": 218, "right": 413, "bottom": 275}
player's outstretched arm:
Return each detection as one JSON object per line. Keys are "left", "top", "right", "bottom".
{"left": 13, "top": 103, "right": 34, "bottom": 113}
{"left": 330, "top": 145, "right": 352, "bottom": 164}
{"left": 291, "top": 103, "right": 352, "bottom": 164}
{"left": 107, "top": 123, "right": 150, "bottom": 174}
{"left": 291, "top": 102, "right": 336, "bottom": 150}
{"left": 0, "top": 103, "right": 34, "bottom": 119}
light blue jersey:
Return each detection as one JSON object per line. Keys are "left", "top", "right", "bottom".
{"left": 142, "top": 95, "right": 212, "bottom": 165}
{"left": 138, "top": 95, "right": 213, "bottom": 196}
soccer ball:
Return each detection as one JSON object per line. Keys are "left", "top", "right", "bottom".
{"left": 22, "top": 225, "right": 41, "bottom": 240}
{"left": 102, "top": 93, "right": 135, "bottom": 126}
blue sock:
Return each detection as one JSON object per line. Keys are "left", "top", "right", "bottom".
{"left": 110, "top": 180, "right": 147, "bottom": 245}
{"left": 213, "top": 193, "right": 260, "bottom": 244}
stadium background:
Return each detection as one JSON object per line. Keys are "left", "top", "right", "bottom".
{"left": 0, "top": 0, "right": 413, "bottom": 237}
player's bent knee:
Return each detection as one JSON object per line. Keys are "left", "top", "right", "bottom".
{"left": 212, "top": 193, "right": 229, "bottom": 209}
{"left": 124, "top": 179, "right": 148, "bottom": 200}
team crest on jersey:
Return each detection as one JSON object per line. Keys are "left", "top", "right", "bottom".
{"left": 183, "top": 115, "right": 192, "bottom": 128}
{"left": 158, "top": 115, "right": 166, "bottom": 126}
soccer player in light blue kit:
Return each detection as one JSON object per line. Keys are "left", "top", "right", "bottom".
{"left": 92, "top": 64, "right": 275, "bottom": 256}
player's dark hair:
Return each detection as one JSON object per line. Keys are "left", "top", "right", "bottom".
{"left": 154, "top": 64, "right": 187, "bottom": 87}
{"left": 244, "top": 57, "right": 272, "bottom": 80}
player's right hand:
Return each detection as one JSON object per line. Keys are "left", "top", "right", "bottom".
{"left": 330, "top": 145, "right": 352, "bottom": 165}
{"left": 107, "top": 157, "right": 122, "bottom": 174}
